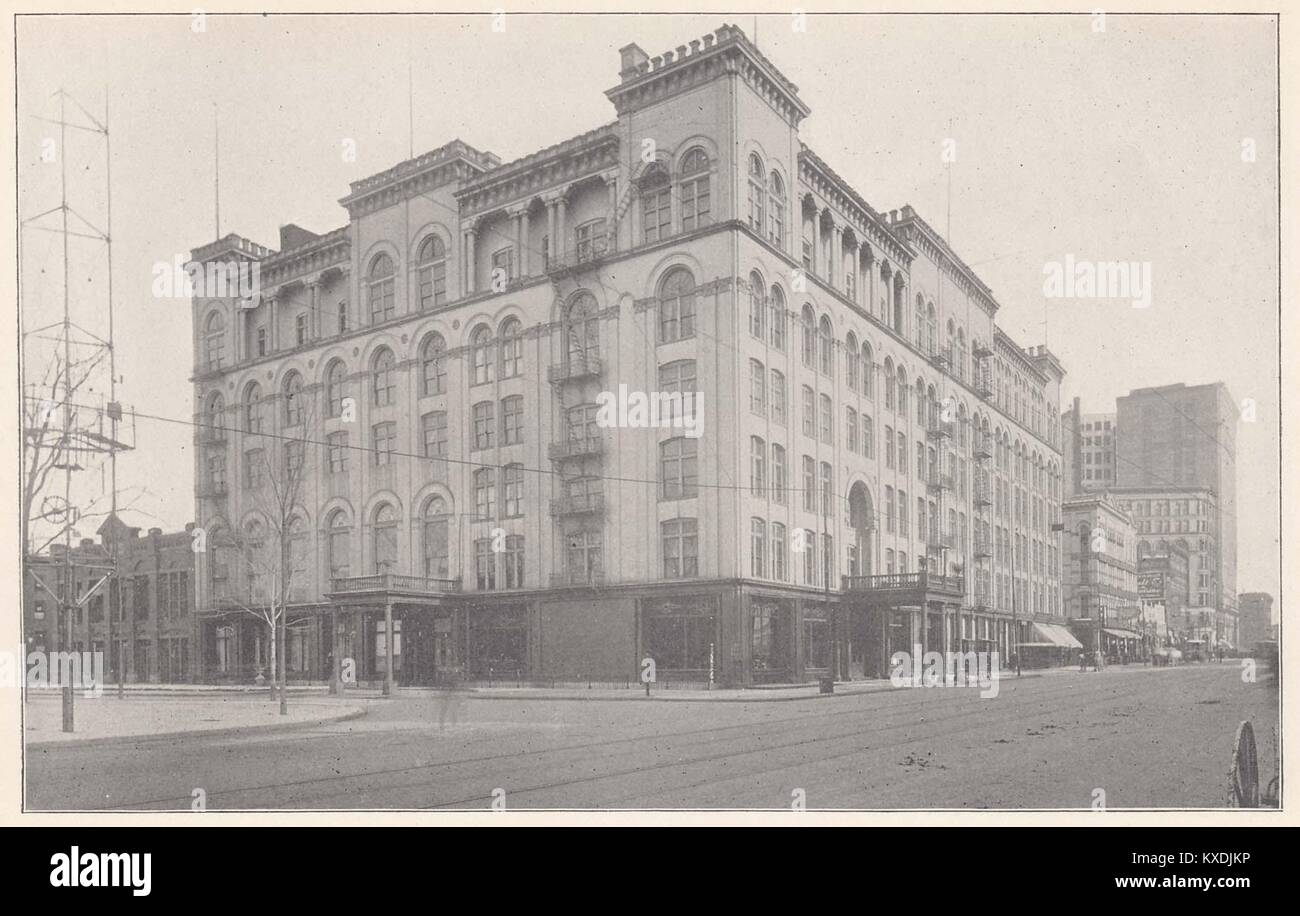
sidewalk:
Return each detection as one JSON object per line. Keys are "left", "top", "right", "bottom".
{"left": 24, "top": 692, "right": 366, "bottom": 748}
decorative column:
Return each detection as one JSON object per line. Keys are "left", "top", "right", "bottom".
{"left": 268, "top": 295, "right": 279, "bottom": 352}
{"left": 810, "top": 208, "right": 820, "bottom": 279}
{"left": 383, "top": 599, "right": 394, "bottom": 697}
{"left": 545, "top": 197, "right": 556, "bottom": 268}
{"left": 829, "top": 224, "right": 842, "bottom": 292}
{"left": 605, "top": 171, "right": 618, "bottom": 251}
{"left": 308, "top": 279, "right": 320, "bottom": 341}
{"left": 463, "top": 227, "right": 477, "bottom": 296}
{"left": 555, "top": 192, "right": 568, "bottom": 262}
{"left": 512, "top": 207, "right": 522, "bottom": 275}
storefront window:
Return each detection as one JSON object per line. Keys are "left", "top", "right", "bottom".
{"left": 804, "top": 608, "right": 831, "bottom": 670}
{"left": 644, "top": 598, "right": 715, "bottom": 674}
{"left": 751, "top": 599, "right": 788, "bottom": 678}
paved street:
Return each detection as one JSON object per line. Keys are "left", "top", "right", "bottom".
{"left": 25, "top": 663, "right": 1276, "bottom": 811}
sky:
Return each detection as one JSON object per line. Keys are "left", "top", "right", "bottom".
{"left": 16, "top": 11, "right": 1280, "bottom": 597}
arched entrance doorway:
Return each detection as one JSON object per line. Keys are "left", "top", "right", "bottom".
{"left": 847, "top": 482, "right": 877, "bottom": 677}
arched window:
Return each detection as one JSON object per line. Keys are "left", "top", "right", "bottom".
{"left": 244, "top": 383, "right": 263, "bottom": 434}
{"left": 747, "top": 153, "right": 766, "bottom": 234}
{"left": 915, "top": 295, "right": 927, "bottom": 351}
{"left": 768, "top": 170, "right": 785, "bottom": 245}
{"left": 326, "top": 510, "right": 352, "bottom": 579}
{"left": 470, "top": 325, "right": 494, "bottom": 385}
{"left": 206, "top": 393, "right": 225, "bottom": 436}
{"left": 769, "top": 285, "right": 786, "bottom": 351}
{"left": 416, "top": 235, "right": 448, "bottom": 310}
{"left": 818, "top": 315, "right": 834, "bottom": 376}
{"left": 956, "top": 328, "right": 967, "bottom": 381}
{"left": 846, "top": 332, "right": 859, "bottom": 390}
{"left": 422, "top": 496, "right": 450, "bottom": 578}
{"left": 800, "top": 305, "right": 816, "bottom": 367}
{"left": 748, "top": 271, "right": 766, "bottom": 339}
{"left": 679, "top": 148, "right": 712, "bottom": 232}
{"left": 640, "top": 162, "right": 671, "bottom": 243}
{"left": 917, "top": 379, "right": 928, "bottom": 426}
{"left": 658, "top": 268, "right": 696, "bottom": 343}
{"left": 884, "top": 357, "right": 895, "bottom": 410}
{"left": 367, "top": 253, "right": 396, "bottom": 323}
{"left": 282, "top": 371, "right": 304, "bottom": 426}
{"left": 566, "top": 292, "right": 600, "bottom": 365}
{"left": 420, "top": 334, "right": 446, "bottom": 397}
{"left": 896, "top": 365, "right": 909, "bottom": 416}
{"left": 372, "top": 503, "right": 398, "bottom": 574}
{"left": 862, "top": 343, "right": 874, "bottom": 398}
{"left": 204, "top": 311, "right": 226, "bottom": 370}
{"left": 371, "top": 347, "right": 396, "bottom": 407}
{"left": 499, "top": 318, "right": 522, "bottom": 379}
{"left": 325, "top": 360, "right": 347, "bottom": 418}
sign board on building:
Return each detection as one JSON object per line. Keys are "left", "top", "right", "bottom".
{"left": 1137, "top": 572, "right": 1164, "bottom": 600}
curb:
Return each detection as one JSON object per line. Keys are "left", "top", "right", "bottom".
{"left": 25, "top": 705, "right": 368, "bottom": 751}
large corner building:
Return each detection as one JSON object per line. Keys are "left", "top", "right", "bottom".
{"left": 189, "top": 24, "right": 1067, "bottom": 688}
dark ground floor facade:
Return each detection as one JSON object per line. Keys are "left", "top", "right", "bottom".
{"left": 193, "top": 577, "right": 1061, "bottom": 688}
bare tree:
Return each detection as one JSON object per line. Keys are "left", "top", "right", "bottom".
{"left": 21, "top": 349, "right": 108, "bottom": 555}
{"left": 221, "top": 395, "right": 315, "bottom": 714}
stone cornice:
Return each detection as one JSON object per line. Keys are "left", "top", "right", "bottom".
{"left": 797, "top": 146, "right": 912, "bottom": 268}
{"left": 339, "top": 140, "right": 501, "bottom": 218}
{"left": 886, "top": 208, "right": 1001, "bottom": 319}
{"left": 606, "top": 24, "right": 810, "bottom": 127}
{"left": 456, "top": 126, "right": 620, "bottom": 217}
{"left": 260, "top": 227, "right": 351, "bottom": 288}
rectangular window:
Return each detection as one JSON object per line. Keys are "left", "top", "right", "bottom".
{"left": 772, "top": 523, "right": 787, "bottom": 581}
{"left": 802, "top": 455, "right": 816, "bottom": 512}
{"left": 661, "top": 519, "right": 699, "bottom": 579}
{"left": 372, "top": 422, "right": 396, "bottom": 466}
{"left": 574, "top": 219, "right": 607, "bottom": 262}
{"left": 295, "top": 313, "right": 308, "bottom": 346}
{"left": 681, "top": 176, "right": 711, "bottom": 231}
{"left": 802, "top": 386, "right": 815, "bottom": 438}
{"left": 244, "top": 449, "right": 265, "bottom": 489}
{"left": 473, "top": 401, "right": 495, "bottom": 450}
{"left": 419, "top": 260, "right": 447, "bottom": 310}
{"left": 750, "top": 436, "right": 767, "bottom": 497}
{"left": 503, "top": 536, "right": 525, "bottom": 589}
{"left": 256, "top": 326, "right": 267, "bottom": 357}
{"left": 771, "top": 445, "right": 787, "bottom": 506}
{"left": 325, "top": 433, "right": 347, "bottom": 474}
{"left": 491, "top": 247, "right": 515, "bottom": 284}
{"left": 770, "top": 371, "right": 786, "bottom": 425}
{"left": 475, "top": 539, "right": 496, "bottom": 591}
{"left": 660, "top": 438, "right": 699, "bottom": 500}
{"left": 503, "top": 464, "right": 523, "bottom": 517}
{"left": 863, "top": 415, "right": 874, "bottom": 458}
{"left": 501, "top": 396, "right": 524, "bottom": 446}
{"left": 749, "top": 360, "right": 766, "bottom": 416}
{"left": 751, "top": 519, "right": 767, "bottom": 578}
{"left": 475, "top": 469, "right": 496, "bottom": 520}
{"left": 421, "top": 411, "right": 447, "bottom": 459}
{"left": 820, "top": 462, "right": 833, "bottom": 518}
{"left": 642, "top": 187, "right": 672, "bottom": 243}
{"left": 819, "top": 394, "right": 833, "bottom": 444}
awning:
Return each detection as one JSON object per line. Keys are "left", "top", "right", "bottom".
{"left": 1027, "top": 623, "right": 1083, "bottom": 650}
{"left": 1103, "top": 628, "right": 1141, "bottom": 640}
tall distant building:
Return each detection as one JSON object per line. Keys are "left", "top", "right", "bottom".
{"left": 1061, "top": 397, "right": 1116, "bottom": 495}
{"left": 1114, "top": 382, "right": 1237, "bottom": 631}
{"left": 1238, "top": 592, "right": 1274, "bottom": 647}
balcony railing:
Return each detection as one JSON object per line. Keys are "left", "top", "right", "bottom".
{"left": 929, "top": 347, "right": 952, "bottom": 369}
{"left": 546, "top": 238, "right": 616, "bottom": 279}
{"left": 548, "top": 435, "right": 606, "bottom": 461}
{"left": 547, "top": 355, "right": 604, "bottom": 384}
{"left": 927, "top": 470, "right": 955, "bottom": 492}
{"left": 549, "top": 492, "right": 605, "bottom": 516}
{"left": 974, "top": 364, "right": 994, "bottom": 400}
{"left": 329, "top": 573, "right": 462, "bottom": 595}
{"left": 974, "top": 536, "right": 993, "bottom": 559}
{"left": 841, "top": 571, "right": 965, "bottom": 598}
{"left": 973, "top": 476, "right": 992, "bottom": 507}
{"left": 926, "top": 418, "right": 954, "bottom": 441}
{"left": 973, "top": 434, "right": 993, "bottom": 460}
